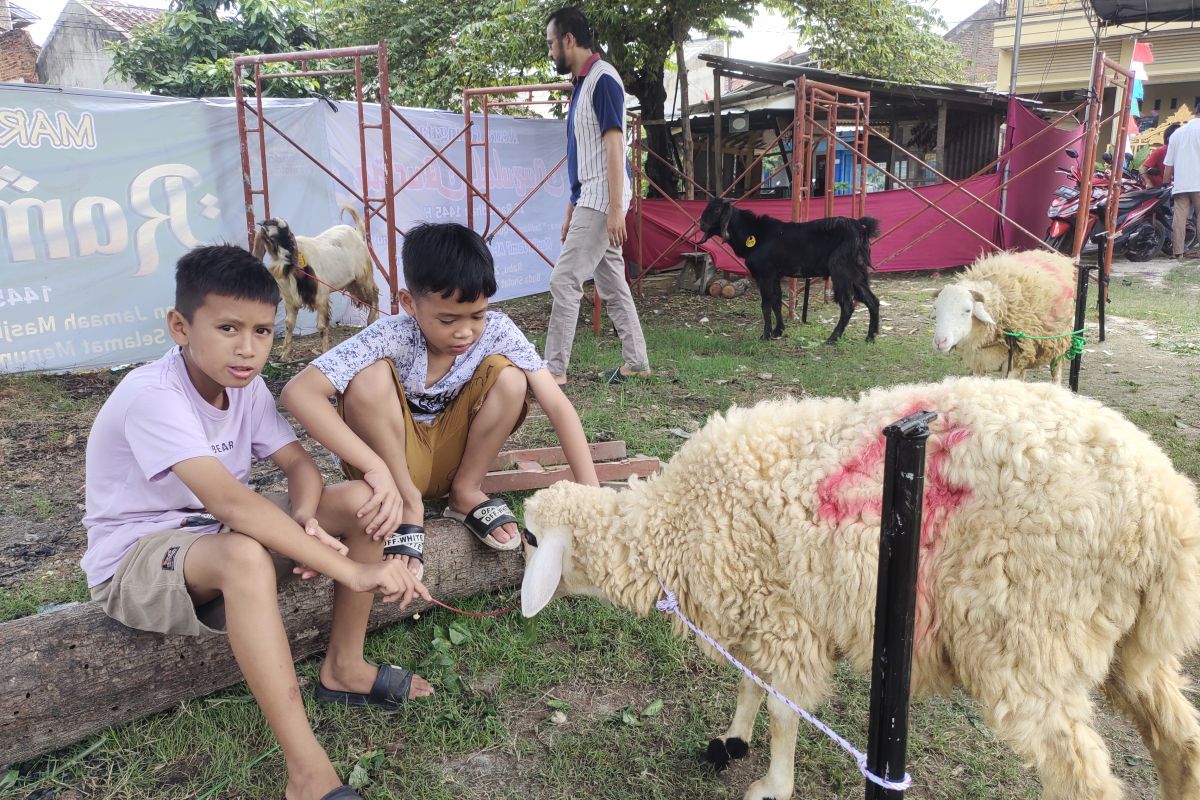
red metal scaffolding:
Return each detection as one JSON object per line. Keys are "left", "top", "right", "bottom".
{"left": 234, "top": 44, "right": 401, "bottom": 312}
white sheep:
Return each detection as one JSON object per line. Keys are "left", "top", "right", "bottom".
{"left": 521, "top": 377, "right": 1200, "bottom": 800}
{"left": 932, "top": 250, "right": 1077, "bottom": 383}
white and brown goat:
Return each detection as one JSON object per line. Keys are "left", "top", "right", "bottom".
{"left": 252, "top": 206, "right": 379, "bottom": 359}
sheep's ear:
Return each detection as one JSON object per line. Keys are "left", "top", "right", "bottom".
{"left": 972, "top": 301, "right": 996, "bottom": 325}
{"left": 720, "top": 203, "right": 734, "bottom": 240}
{"left": 251, "top": 228, "right": 266, "bottom": 260}
{"left": 521, "top": 527, "right": 569, "bottom": 618}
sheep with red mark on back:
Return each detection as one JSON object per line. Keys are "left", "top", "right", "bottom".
{"left": 520, "top": 376, "right": 1200, "bottom": 800}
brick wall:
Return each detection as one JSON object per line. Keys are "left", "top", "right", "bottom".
{"left": 0, "top": 28, "right": 39, "bottom": 83}
{"left": 945, "top": 1, "right": 1002, "bottom": 87}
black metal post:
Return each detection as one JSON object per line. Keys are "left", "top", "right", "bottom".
{"left": 1097, "top": 243, "right": 1108, "bottom": 343}
{"left": 865, "top": 410, "right": 935, "bottom": 800}
{"left": 1069, "top": 260, "right": 1092, "bottom": 393}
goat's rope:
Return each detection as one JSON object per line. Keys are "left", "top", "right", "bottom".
{"left": 654, "top": 577, "right": 913, "bottom": 792}
{"left": 296, "top": 265, "right": 391, "bottom": 319}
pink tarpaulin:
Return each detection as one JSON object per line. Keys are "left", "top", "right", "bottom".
{"left": 626, "top": 174, "right": 1004, "bottom": 275}
{"left": 625, "top": 97, "right": 1081, "bottom": 274}
{"left": 998, "top": 96, "right": 1084, "bottom": 250}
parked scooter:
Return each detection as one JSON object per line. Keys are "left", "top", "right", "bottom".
{"left": 1145, "top": 165, "right": 1199, "bottom": 255}
{"left": 1045, "top": 149, "right": 1172, "bottom": 262}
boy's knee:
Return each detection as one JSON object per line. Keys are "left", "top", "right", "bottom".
{"left": 220, "top": 533, "right": 275, "bottom": 578}
{"left": 344, "top": 360, "right": 393, "bottom": 407}
{"left": 491, "top": 365, "right": 528, "bottom": 399}
{"left": 222, "top": 534, "right": 273, "bottom": 573}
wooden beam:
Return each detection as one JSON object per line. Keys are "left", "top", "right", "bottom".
{"left": 713, "top": 70, "right": 723, "bottom": 195}
{"left": 0, "top": 519, "right": 524, "bottom": 766}
{"left": 490, "top": 441, "right": 626, "bottom": 471}
{"left": 483, "top": 442, "right": 658, "bottom": 493}
{"left": 935, "top": 100, "right": 948, "bottom": 174}
{"left": 482, "top": 455, "right": 660, "bottom": 493}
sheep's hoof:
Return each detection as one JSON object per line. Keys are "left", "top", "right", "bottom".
{"left": 699, "top": 737, "right": 749, "bottom": 771}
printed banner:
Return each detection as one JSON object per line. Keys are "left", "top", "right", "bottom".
{"left": 0, "top": 87, "right": 567, "bottom": 373}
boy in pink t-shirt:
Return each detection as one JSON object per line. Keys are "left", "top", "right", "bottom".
{"left": 83, "top": 245, "right": 429, "bottom": 800}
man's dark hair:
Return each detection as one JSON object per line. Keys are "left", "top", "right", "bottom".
{"left": 175, "top": 244, "right": 280, "bottom": 321}
{"left": 402, "top": 223, "right": 497, "bottom": 302}
{"left": 1164, "top": 122, "right": 1182, "bottom": 145}
{"left": 546, "top": 6, "right": 594, "bottom": 50}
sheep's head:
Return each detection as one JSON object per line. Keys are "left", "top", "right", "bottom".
{"left": 696, "top": 197, "right": 733, "bottom": 244}
{"left": 520, "top": 481, "right": 616, "bottom": 618}
{"left": 932, "top": 284, "right": 995, "bottom": 353}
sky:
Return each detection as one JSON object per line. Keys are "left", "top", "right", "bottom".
{"left": 18, "top": 0, "right": 992, "bottom": 51}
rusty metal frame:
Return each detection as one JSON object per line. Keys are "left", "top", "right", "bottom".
{"left": 462, "top": 83, "right": 572, "bottom": 267}
{"left": 234, "top": 44, "right": 401, "bottom": 312}
{"left": 628, "top": 77, "right": 871, "bottom": 316}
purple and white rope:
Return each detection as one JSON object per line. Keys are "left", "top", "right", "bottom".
{"left": 655, "top": 578, "right": 912, "bottom": 792}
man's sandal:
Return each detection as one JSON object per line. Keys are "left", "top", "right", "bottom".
{"left": 315, "top": 664, "right": 420, "bottom": 710}
{"left": 383, "top": 523, "right": 425, "bottom": 580}
{"left": 319, "top": 787, "right": 363, "bottom": 800}
{"left": 443, "top": 498, "right": 521, "bottom": 551}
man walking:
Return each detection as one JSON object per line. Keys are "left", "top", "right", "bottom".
{"left": 544, "top": 6, "right": 650, "bottom": 385}
{"left": 1164, "top": 105, "right": 1200, "bottom": 259}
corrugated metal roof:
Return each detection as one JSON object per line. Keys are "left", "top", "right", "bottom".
{"left": 84, "top": 0, "right": 164, "bottom": 35}
{"left": 697, "top": 54, "right": 1035, "bottom": 112}
{"left": 1089, "top": 0, "right": 1200, "bottom": 25}
{"left": 8, "top": 3, "right": 39, "bottom": 25}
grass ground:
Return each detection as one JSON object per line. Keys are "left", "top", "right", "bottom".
{"left": 2, "top": 260, "right": 1199, "bottom": 799}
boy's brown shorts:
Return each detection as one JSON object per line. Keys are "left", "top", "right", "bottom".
{"left": 90, "top": 493, "right": 296, "bottom": 637}
{"left": 337, "top": 354, "right": 528, "bottom": 499}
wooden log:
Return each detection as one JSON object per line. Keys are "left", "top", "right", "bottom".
{"left": 0, "top": 519, "right": 523, "bottom": 767}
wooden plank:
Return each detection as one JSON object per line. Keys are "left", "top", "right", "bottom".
{"left": 489, "top": 441, "right": 626, "bottom": 471}
{"left": 482, "top": 455, "right": 660, "bottom": 493}
{"left": 0, "top": 519, "right": 523, "bottom": 767}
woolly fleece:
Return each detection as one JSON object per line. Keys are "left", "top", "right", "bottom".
{"left": 939, "top": 250, "right": 1076, "bottom": 380}
{"left": 522, "top": 376, "right": 1200, "bottom": 800}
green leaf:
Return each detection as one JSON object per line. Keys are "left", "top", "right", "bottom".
{"left": 545, "top": 698, "right": 570, "bottom": 711}
{"left": 0, "top": 770, "right": 18, "bottom": 790}
{"left": 641, "top": 698, "right": 664, "bottom": 717}
{"left": 348, "top": 762, "right": 370, "bottom": 789}
{"left": 448, "top": 622, "right": 471, "bottom": 645}
{"left": 621, "top": 708, "right": 641, "bottom": 727}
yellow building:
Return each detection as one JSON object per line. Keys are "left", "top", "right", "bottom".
{"left": 994, "top": 0, "right": 1199, "bottom": 121}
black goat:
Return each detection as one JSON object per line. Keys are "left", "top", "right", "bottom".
{"left": 696, "top": 197, "right": 881, "bottom": 343}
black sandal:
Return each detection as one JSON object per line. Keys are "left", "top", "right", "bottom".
{"left": 319, "top": 786, "right": 363, "bottom": 800}
{"left": 383, "top": 523, "right": 425, "bottom": 580}
{"left": 443, "top": 498, "right": 521, "bottom": 551}
{"left": 315, "top": 664, "right": 419, "bottom": 710}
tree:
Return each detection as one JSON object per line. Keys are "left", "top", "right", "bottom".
{"left": 109, "top": 0, "right": 327, "bottom": 97}
{"left": 325, "top": 0, "right": 554, "bottom": 110}
{"left": 793, "top": 0, "right": 965, "bottom": 84}
{"left": 332, "top": 0, "right": 959, "bottom": 197}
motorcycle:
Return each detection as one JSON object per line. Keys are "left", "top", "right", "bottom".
{"left": 1045, "top": 149, "right": 1172, "bottom": 262}
{"left": 1145, "top": 166, "right": 1199, "bottom": 255}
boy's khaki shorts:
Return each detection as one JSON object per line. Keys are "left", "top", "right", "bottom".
{"left": 90, "top": 493, "right": 296, "bottom": 637}
{"left": 337, "top": 354, "right": 529, "bottom": 499}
